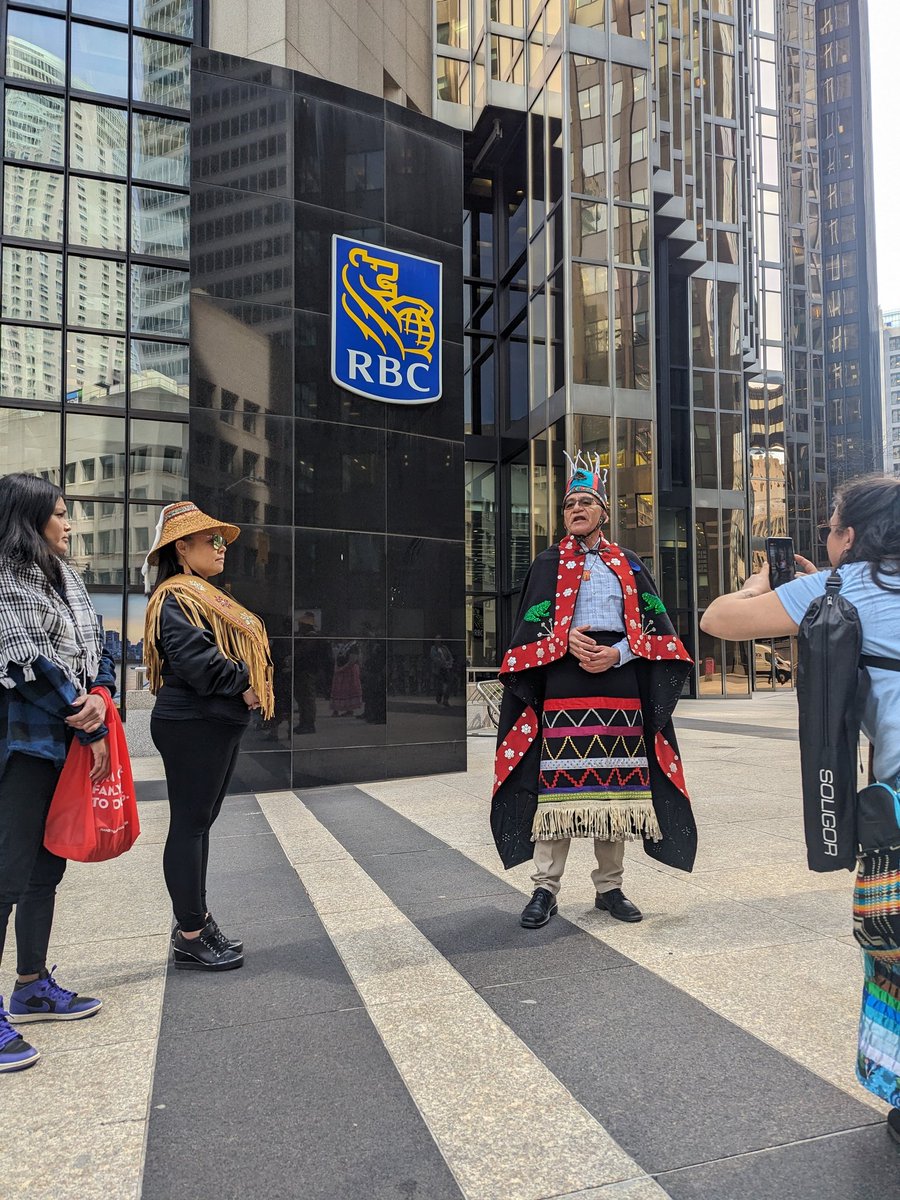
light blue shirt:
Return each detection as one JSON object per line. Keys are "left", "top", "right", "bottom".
{"left": 572, "top": 543, "right": 634, "bottom": 666}
{"left": 775, "top": 562, "right": 900, "bottom": 782}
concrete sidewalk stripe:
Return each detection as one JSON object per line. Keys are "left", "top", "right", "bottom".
{"left": 654, "top": 1124, "right": 900, "bottom": 1199}
{"left": 366, "top": 777, "right": 878, "bottom": 1112}
{"left": 298, "top": 785, "right": 894, "bottom": 1187}
{"left": 674, "top": 717, "right": 798, "bottom": 741}
{"left": 1, "top": 803, "right": 171, "bottom": 1200}
{"left": 141, "top": 796, "right": 464, "bottom": 1200}
{"left": 259, "top": 792, "right": 667, "bottom": 1200}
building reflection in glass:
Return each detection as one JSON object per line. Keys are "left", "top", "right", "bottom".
{"left": 0, "top": 1, "right": 195, "bottom": 702}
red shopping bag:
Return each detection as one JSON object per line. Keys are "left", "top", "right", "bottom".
{"left": 44, "top": 689, "right": 140, "bottom": 862}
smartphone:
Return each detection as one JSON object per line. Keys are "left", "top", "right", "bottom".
{"left": 766, "top": 536, "right": 796, "bottom": 589}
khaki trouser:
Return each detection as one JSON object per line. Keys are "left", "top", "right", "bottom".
{"left": 531, "top": 837, "right": 626, "bottom": 897}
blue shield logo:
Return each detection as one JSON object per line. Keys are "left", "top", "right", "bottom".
{"left": 331, "top": 235, "right": 442, "bottom": 405}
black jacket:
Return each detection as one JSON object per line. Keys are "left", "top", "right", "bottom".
{"left": 152, "top": 597, "right": 250, "bottom": 725}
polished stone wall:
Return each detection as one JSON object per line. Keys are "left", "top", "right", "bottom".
{"left": 189, "top": 50, "right": 465, "bottom": 791}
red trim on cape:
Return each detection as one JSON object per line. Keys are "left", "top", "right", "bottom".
{"left": 492, "top": 535, "right": 692, "bottom": 800}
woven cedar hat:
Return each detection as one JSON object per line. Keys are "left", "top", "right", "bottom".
{"left": 563, "top": 450, "right": 609, "bottom": 509}
{"left": 144, "top": 501, "right": 239, "bottom": 569}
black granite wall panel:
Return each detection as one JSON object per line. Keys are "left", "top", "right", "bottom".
{"left": 190, "top": 51, "right": 465, "bottom": 790}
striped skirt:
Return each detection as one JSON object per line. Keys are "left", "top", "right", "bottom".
{"left": 857, "top": 953, "right": 900, "bottom": 1107}
{"left": 533, "top": 634, "right": 662, "bottom": 844}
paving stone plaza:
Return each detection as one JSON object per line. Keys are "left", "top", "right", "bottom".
{"left": 5, "top": 694, "right": 898, "bottom": 1199}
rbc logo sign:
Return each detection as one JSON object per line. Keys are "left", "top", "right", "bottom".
{"left": 331, "top": 235, "right": 442, "bottom": 405}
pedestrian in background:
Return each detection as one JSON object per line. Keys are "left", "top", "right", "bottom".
{"left": 330, "top": 640, "right": 362, "bottom": 717}
{"left": 143, "top": 502, "right": 274, "bottom": 972}
{"left": 702, "top": 474, "right": 900, "bottom": 1145}
{"left": 0, "top": 474, "right": 113, "bottom": 1073}
{"left": 430, "top": 635, "right": 453, "bottom": 706}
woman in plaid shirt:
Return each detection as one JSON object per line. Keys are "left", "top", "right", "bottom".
{"left": 0, "top": 474, "right": 116, "bottom": 1073}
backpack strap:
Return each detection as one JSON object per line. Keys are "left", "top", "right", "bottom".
{"left": 860, "top": 654, "right": 900, "bottom": 673}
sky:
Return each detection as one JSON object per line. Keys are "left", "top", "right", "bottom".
{"left": 868, "top": 0, "right": 899, "bottom": 310}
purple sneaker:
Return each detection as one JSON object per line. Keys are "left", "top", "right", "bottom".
{"left": 8, "top": 968, "right": 102, "bottom": 1023}
{"left": 0, "top": 998, "right": 40, "bottom": 1072}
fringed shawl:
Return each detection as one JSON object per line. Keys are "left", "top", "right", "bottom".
{"left": 144, "top": 575, "right": 274, "bottom": 719}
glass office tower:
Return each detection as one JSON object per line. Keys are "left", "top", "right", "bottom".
{"left": 0, "top": 0, "right": 197, "bottom": 700}
{"left": 437, "top": 0, "right": 878, "bottom": 697}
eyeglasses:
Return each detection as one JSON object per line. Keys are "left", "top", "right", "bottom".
{"left": 816, "top": 523, "right": 837, "bottom": 546}
{"left": 201, "top": 533, "right": 228, "bottom": 550}
{"left": 563, "top": 498, "right": 599, "bottom": 512}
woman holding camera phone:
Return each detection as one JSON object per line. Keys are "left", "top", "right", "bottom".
{"left": 701, "top": 474, "right": 900, "bottom": 1145}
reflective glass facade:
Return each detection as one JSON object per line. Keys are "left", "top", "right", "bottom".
{"left": 439, "top": 0, "right": 880, "bottom": 697}
{"left": 0, "top": 0, "right": 197, "bottom": 700}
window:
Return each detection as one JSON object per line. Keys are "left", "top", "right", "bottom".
{"left": 3, "top": 166, "right": 65, "bottom": 242}
{"left": 70, "top": 23, "right": 129, "bottom": 97}
{"left": 68, "top": 177, "right": 127, "bottom": 250}
{"left": 132, "top": 37, "right": 190, "bottom": 110}
{"left": 5, "top": 11, "right": 67, "bottom": 84}
{"left": 134, "top": 0, "right": 194, "bottom": 36}
{"left": 132, "top": 115, "right": 189, "bottom": 187}
{"left": 0, "top": 326, "right": 62, "bottom": 402}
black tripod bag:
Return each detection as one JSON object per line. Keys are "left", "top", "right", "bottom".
{"left": 796, "top": 570, "right": 861, "bottom": 872}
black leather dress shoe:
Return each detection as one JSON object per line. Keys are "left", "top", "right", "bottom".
{"left": 595, "top": 887, "right": 642, "bottom": 922}
{"left": 520, "top": 887, "right": 558, "bottom": 929}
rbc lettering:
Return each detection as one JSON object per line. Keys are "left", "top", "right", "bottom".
{"left": 346, "top": 350, "right": 432, "bottom": 393}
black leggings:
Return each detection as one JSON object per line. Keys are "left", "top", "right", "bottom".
{"left": 0, "top": 753, "right": 67, "bottom": 976}
{"left": 151, "top": 717, "right": 245, "bottom": 931}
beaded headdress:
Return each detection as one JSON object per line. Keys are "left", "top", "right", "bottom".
{"left": 563, "top": 450, "right": 609, "bottom": 509}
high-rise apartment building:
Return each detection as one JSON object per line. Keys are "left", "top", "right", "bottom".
{"left": 0, "top": 1, "right": 884, "bottom": 786}
{"left": 881, "top": 308, "right": 900, "bottom": 478}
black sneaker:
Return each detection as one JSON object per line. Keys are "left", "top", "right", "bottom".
{"left": 172, "top": 914, "right": 242, "bottom": 954}
{"left": 173, "top": 921, "right": 244, "bottom": 971}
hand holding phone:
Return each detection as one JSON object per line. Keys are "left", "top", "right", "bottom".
{"left": 766, "top": 537, "right": 796, "bottom": 589}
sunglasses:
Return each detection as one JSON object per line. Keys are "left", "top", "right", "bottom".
{"left": 563, "top": 498, "right": 600, "bottom": 512}
{"left": 200, "top": 533, "right": 228, "bottom": 550}
{"left": 816, "top": 523, "right": 838, "bottom": 546}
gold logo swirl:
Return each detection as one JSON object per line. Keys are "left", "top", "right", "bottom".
{"left": 340, "top": 246, "right": 435, "bottom": 362}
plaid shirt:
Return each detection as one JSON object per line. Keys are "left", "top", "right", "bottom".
{"left": 0, "top": 649, "right": 117, "bottom": 777}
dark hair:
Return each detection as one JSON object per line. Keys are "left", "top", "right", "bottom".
{"left": 152, "top": 542, "right": 183, "bottom": 589}
{"left": 833, "top": 474, "right": 900, "bottom": 591}
{"left": 0, "top": 473, "right": 64, "bottom": 584}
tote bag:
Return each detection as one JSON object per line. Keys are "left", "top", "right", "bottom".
{"left": 853, "top": 779, "right": 900, "bottom": 962}
{"left": 44, "top": 689, "right": 140, "bottom": 862}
